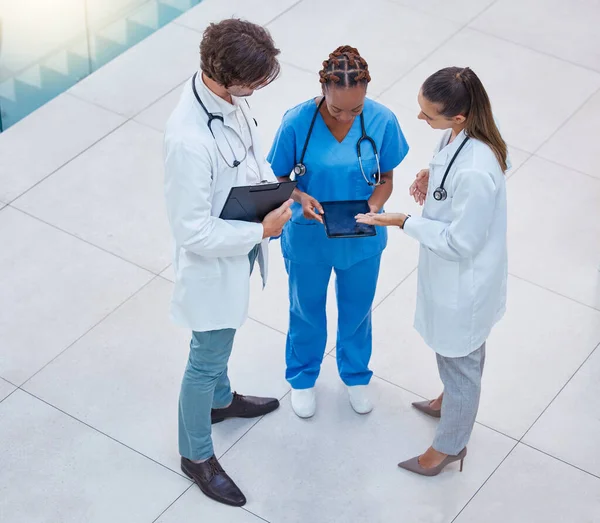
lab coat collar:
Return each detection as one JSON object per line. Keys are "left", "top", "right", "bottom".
{"left": 431, "top": 129, "right": 468, "bottom": 167}
{"left": 194, "top": 72, "right": 238, "bottom": 118}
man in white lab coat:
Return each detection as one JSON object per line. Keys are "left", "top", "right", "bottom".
{"left": 164, "top": 19, "right": 291, "bottom": 507}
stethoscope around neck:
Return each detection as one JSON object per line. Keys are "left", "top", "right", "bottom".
{"left": 433, "top": 135, "right": 471, "bottom": 201}
{"left": 191, "top": 72, "right": 253, "bottom": 169}
{"left": 293, "top": 97, "right": 384, "bottom": 187}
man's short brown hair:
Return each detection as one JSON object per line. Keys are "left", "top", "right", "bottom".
{"left": 200, "top": 19, "right": 280, "bottom": 88}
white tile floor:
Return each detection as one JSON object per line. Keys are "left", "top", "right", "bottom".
{"left": 1, "top": 1, "right": 599, "bottom": 522}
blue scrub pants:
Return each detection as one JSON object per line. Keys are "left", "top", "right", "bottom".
{"left": 178, "top": 246, "right": 259, "bottom": 461}
{"left": 284, "top": 254, "right": 381, "bottom": 389}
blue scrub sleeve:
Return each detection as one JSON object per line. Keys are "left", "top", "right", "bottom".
{"left": 267, "top": 120, "right": 297, "bottom": 178}
{"left": 379, "top": 113, "right": 409, "bottom": 173}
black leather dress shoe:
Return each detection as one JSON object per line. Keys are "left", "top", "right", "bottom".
{"left": 181, "top": 456, "right": 246, "bottom": 507}
{"left": 211, "top": 392, "right": 280, "bottom": 424}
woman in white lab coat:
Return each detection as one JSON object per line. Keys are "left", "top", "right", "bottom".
{"left": 357, "top": 66, "right": 508, "bottom": 476}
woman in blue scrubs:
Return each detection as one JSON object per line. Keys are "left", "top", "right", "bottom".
{"left": 268, "top": 46, "right": 409, "bottom": 418}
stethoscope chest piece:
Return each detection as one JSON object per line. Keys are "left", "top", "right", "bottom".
{"left": 433, "top": 135, "right": 470, "bottom": 204}
{"left": 293, "top": 163, "right": 307, "bottom": 177}
{"left": 433, "top": 187, "right": 447, "bottom": 201}
{"left": 294, "top": 97, "right": 382, "bottom": 185}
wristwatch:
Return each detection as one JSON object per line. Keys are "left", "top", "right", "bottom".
{"left": 400, "top": 214, "right": 411, "bottom": 229}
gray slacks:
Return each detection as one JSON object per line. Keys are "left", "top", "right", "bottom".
{"left": 433, "top": 343, "right": 486, "bottom": 455}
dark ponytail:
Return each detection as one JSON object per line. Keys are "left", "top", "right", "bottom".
{"left": 422, "top": 67, "right": 508, "bottom": 173}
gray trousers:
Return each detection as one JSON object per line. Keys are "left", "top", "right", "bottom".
{"left": 433, "top": 343, "right": 486, "bottom": 455}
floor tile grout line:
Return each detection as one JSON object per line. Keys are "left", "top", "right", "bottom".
{"left": 373, "top": 266, "right": 418, "bottom": 313}
{"left": 467, "top": 26, "right": 600, "bottom": 77}
{"left": 519, "top": 342, "right": 600, "bottom": 443}
{"left": 518, "top": 442, "right": 600, "bottom": 481}
{"left": 4, "top": 118, "right": 130, "bottom": 206}
{"left": 130, "top": 78, "right": 188, "bottom": 122}
{"left": 451, "top": 439, "right": 600, "bottom": 522}
{"left": 5, "top": 81, "right": 175, "bottom": 208}
{"left": 384, "top": 0, "right": 498, "bottom": 26}
{"left": 151, "top": 484, "right": 195, "bottom": 523}
{"left": 65, "top": 91, "right": 129, "bottom": 119}
{"left": 157, "top": 274, "right": 175, "bottom": 284}
{"left": 131, "top": 118, "right": 169, "bottom": 134}
{"left": 0, "top": 375, "right": 18, "bottom": 387}
{"left": 264, "top": 0, "right": 304, "bottom": 27}
{"left": 343, "top": 363, "right": 521, "bottom": 443}
{"left": 531, "top": 153, "right": 600, "bottom": 183}
{"left": 376, "top": 0, "right": 501, "bottom": 100}
{"left": 279, "top": 60, "right": 318, "bottom": 76}
{"left": 248, "top": 266, "right": 419, "bottom": 350}
{"left": 217, "top": 417, "right": 265, "bottom": 460}
{"left": 18, "top": 388, "right": 193, "bottom": 481}
{"left": 449, "top": 440, "right": 520, "bottom": 523}
{"left": 241, "top": 507, "right": 272, "bottom": 523}
{"left": 381, "top": 96, "right": 534, "bottom": 158}
{"left": 370, "top": 92, "right": 600, "bottom": 182}
{"left": 528, "top": 86, "right": 600, "bottom": 158}
{"left": 507, "top": 272, "right": 600, "bottom": 313}
{"left": 7, "top": 206, "right": 160, "bottom": 278}
{"left": 0, "top": 388, "right": 19, "bottom": 406}
{"left": 247, "top": 316, "right": 288, "bottom": 336}
{"left": 17, "top": 275, "right": 160, "bottom": 389}
{"left": 172, "top": 0, "right": 304, "bottom": 34}
{"left": 217, "top": 390, "right": 293, "bottom": 463}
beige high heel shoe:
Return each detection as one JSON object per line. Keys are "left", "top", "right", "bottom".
{"left": 397, "top": 447, "right": 467, "bottom": 476}
{"left": 411, "top": 400, "right": 441, "bottom": 418}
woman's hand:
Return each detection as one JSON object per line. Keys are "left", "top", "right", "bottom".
{"left": 409, "top": 169, "right": 429, "bottom": 206}
{"left": 300, "top": 192, "right": 324, "bottom": 223}
{"left": 355, "top": 212, "right": 408, "bottom": 228}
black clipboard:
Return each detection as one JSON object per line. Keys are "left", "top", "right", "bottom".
{"left": 220, "top": 180, "right": 297, "bottom": 223}
{"left": 320, "top": 200, "right": 377, "bottom": 239}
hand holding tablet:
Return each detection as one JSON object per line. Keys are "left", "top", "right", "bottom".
{"left": 320, "top": 200, "right": 377, "bottom": 239}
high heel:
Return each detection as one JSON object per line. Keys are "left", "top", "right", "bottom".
{"left": 397, "top": 447, "right": 467, "bottom": 477}
{"left": 411, "top": 400, "right": 441, "bottom": 419}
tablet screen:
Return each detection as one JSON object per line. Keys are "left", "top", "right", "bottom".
{"left": 321, "top": 200, "right": 376, "bottom": 238}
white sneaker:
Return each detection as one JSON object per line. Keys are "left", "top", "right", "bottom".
{"left": 291, "top": 388, "right": 316, "bottom": 418}
{"left": 347, "top": 385, "right": 373, "bottom": 414}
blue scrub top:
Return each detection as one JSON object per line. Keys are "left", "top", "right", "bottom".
{"left": 267, "top": 97, "right": 409, "bottom": 270}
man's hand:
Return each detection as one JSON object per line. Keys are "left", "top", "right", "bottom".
{"left": 299, "top": 193, "right": 324, "bottom": 224}
{"left": 409, "top": 169, "right": 429, "bottom": 206}
{"left": 262, "top": 199, "right": 293, "bottom": 239}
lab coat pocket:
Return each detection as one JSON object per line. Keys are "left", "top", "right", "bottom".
{"left": 178, "top": 249, "right": 221, "bottom": 280}
{"left": 426, "top": 250, "right": 459, "bottom": 309}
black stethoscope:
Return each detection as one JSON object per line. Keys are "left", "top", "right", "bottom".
{"left": 293, "top": 97, "right": 384, "bottom": 187}
{"left": 433, "top": 136, "right": 470, "bottom": 201}
{"left": 191, "top": 72, "right": 257, "bottom": 169}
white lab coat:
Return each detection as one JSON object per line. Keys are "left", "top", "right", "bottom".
{"left": 403, "top": 129, "right": 508, "bottom": 357}
{"left": 164, "top": 75, "right": 277, "bottom": 332}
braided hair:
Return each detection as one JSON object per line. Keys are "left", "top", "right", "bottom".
{"left": 319, "top": 45, "right": 371, "bottom": 89}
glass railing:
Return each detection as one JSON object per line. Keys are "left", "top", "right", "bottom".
{"left": 0, "top": 0, "right": 202, "bottom": 132}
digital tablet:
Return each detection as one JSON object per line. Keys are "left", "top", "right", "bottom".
{"left": 320, "top": 200, "right": 377, "bottom": 239}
